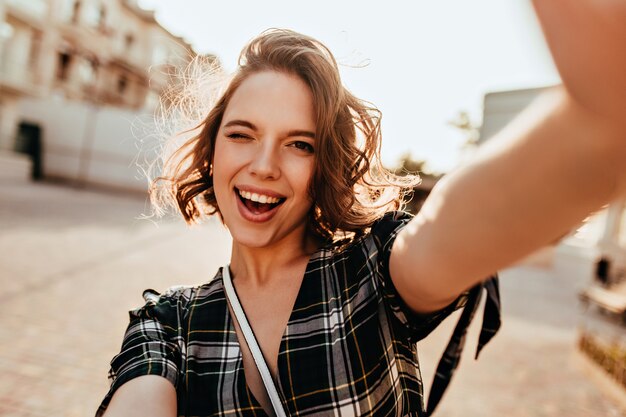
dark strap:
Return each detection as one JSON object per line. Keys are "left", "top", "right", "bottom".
{"left": 426, "top": 276, "right": 501, "bottom": 416}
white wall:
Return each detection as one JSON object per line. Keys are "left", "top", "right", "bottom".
{"left": 17, "top": 96, "right": 158, "bottom": 192}
{"left": 478, "top": 87, "right": 548, "bottom": 144}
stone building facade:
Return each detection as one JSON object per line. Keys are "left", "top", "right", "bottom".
{"left": 0, "top": 0, "right": 195, "bottom": 151}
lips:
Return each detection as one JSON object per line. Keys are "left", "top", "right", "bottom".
{"left": 234, "top": 186, "right": 286, "bottom": 222}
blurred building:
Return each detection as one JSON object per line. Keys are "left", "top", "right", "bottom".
{"left": 0, "top": 0, "right": 196, "bottom": 153}
{"left": 477, "top": 87, "right": 548, "bottom": 145}
{"left": 480, "top": 87, "right": 626, "bottom": 398}
{"left": 479, "top": 87, "right": 626, "bottom": 279}
{"left": 0, "top": 0, "right": 212, "bottom": 189}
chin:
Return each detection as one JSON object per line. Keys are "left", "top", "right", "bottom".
{"left": 227, "top": 224, "right": 277, "bottom": 249}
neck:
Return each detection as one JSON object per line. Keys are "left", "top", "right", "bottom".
{"left": 229, "top": 226, "right": 322, "bottom": 287}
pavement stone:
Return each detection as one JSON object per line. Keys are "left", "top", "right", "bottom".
{"left": 0, "top": 180, "right": 624, "bottom": 417}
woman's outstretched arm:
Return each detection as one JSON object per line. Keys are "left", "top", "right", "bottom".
{"left": 390, "top": 0, "right": 626, "bottom": 313}
{"left": 101, "top": 376, "right": 176, "bottom": 417}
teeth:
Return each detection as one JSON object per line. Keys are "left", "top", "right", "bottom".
{"left": 238, "top": 189, "right": 281, "bottom": 204}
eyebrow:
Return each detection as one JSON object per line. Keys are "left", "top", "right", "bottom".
{"left": 223, "top": 119, "right": 316, "bottom": 139}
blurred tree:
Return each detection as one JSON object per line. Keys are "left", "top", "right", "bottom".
{"left": 392, "top": 152, "right": 443, "bottom": 214}
{"left": 448, "top": 110, "right": 480, "bottom": 148}
{"left": 396, "top": 152, "right": 427, "bottom": 175}
{"left": 392, "top": 110, "right": 479, "bottom": 214}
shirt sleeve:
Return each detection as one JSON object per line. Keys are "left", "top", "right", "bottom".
{"left": 95, "top": 287, "right": 187, "bottom": 417}
{"left": 369, "top": 211, "right": 502, "bottom": 415}
{"left": 370, "top": 211, "right": 496, "bottom": 341}
{"left": 368, "top": 211, "right": 463, "bottom": 342}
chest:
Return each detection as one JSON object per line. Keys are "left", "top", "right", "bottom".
{"left": 180, "top": 271, "right": 423, "bottom": 416}
{"left": 234, "top": 275, "right": 302, "bottom": 375}
{"left": 230, "top": 276, "right": 302, "bottom": 415}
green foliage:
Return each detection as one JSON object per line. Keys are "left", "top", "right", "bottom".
{"left": 448, "top": 110, "right": 480, "bottom": 146}
{"left": 390, "top": 152, "right": 444, "bottom": 214}
{"left": 395, "top": 152, "right": 426, "bottom": 176}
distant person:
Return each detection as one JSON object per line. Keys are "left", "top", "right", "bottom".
{"left": 96, "top": 1, "right": 626, "bottom": 416}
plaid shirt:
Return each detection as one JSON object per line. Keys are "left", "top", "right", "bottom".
{"left": 97, "top": 211, "right": 500, "bottom": 417}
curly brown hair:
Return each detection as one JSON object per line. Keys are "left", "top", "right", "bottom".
{"left": 151, "top": 28, "right": 419, "bottom": 240}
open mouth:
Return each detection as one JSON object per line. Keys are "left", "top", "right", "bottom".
{"left": 236, "top": 188, "right": 286, "bottom": 215}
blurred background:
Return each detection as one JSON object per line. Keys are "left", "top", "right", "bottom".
{"left": 1, "top": 0, "right": 625, "bottom": 416}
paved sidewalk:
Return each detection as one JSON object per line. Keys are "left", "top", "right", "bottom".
{"left": 0, "top": 181, "right": 624, "bottom": 417}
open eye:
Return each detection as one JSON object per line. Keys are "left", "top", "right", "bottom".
{"left": 289, "top": 140, "right": 314, "bottom": 154}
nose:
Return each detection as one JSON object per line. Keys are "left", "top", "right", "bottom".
{"left": 248, "top": 140, "right": 280, "bottom": 180}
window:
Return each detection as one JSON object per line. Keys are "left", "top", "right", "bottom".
{"left": 614, "top": 205, "right": 626, "bottom": 249}
{"left": 124, "top": 33, "right": 134, "bottom": 50}
{"left": 0, "top": 23, "right": 13, "bottom": 71}
{"left": 78, "top": 58, "right": 98, "bottom": 85}
{"left": 99, "top": 6, "right": 106, "bottom": 25}
{"left": 71, "top": 1, "right": 81, "bottom": 24}
{"left": 117, "top": 75, "right": 128, "bottom": 94}
{"left": 28, "top": 31, "right": 42, "bottom": 68}
{"left": 0, "top": 21, "right": 14, "bottom": 41}
{"left": 84, "top": 2, "right": 101, "bottom": 28}
{"left": 57, "top": 52, "right": 72, "bottom": 81}
{"left": 151, "top": 45, "right": 168, "bottom": 66}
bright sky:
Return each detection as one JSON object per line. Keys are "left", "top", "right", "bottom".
{"left": 138, "top": 0, "right": 560, "bottom": 172}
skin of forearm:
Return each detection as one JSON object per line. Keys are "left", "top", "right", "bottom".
{"left": 531, "top": 0, "right": 626, "bottom": 128}
{"left": 397, "top": 88, "right": 626, "bottom": 308}
{"left": 102, "top": 375, "right": 176, "bottom": 417}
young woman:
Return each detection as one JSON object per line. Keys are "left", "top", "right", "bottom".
{"left": 97, "top": 1, "right": 626, "bottom": 416}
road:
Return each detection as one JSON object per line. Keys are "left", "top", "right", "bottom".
{"left": 0, "top": 180, "right": 623, "bottom": 417}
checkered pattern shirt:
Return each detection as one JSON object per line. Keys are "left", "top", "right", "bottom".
{"left": 96, "top": 211, "right": 500, "bottom": 417}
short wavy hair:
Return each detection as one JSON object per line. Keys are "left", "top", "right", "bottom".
{"left": 151, "top": 28, "right": 419, "bottom": 240}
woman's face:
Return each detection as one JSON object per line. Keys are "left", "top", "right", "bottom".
{"left": 212, "top": 70, "right": 317, "bottom": 250}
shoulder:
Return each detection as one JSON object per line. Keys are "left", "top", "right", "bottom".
{"left": 313, "top": 210, "right": 412, "bottom": 281}
{"left": 369, "top": 210, "right": 413, "bottom": 243}
{"left": 329, "top": 211, "right": 412, "bottom": 250}
{"left": 131, "top": 270, "right": 227, "bottom": 322}
{"left": 333, "top": 210, "right": 413, "bottom": 258}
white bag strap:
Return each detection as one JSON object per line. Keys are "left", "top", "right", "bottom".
{"left": 222, "top": 265, "right": 288, "bottom": 417}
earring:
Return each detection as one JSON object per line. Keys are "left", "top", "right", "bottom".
{"left": 209, "top": 164, "right": 213, "bottom": 176}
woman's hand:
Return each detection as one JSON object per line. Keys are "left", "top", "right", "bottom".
{"left": 532, "top": 0, "right": 626, "bottom": 126}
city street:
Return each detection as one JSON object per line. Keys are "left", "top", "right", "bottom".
{"left": 0, "top": 180, "right": 624, "bottom": 417}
